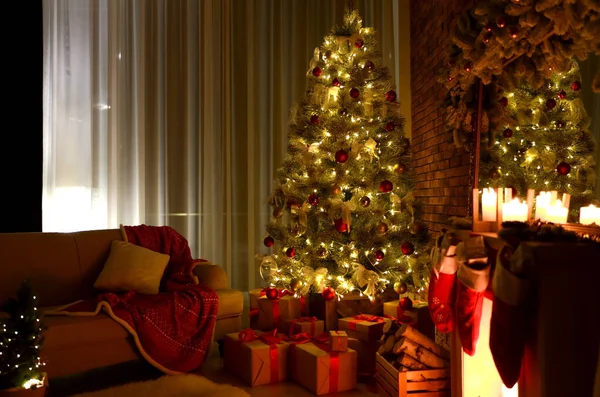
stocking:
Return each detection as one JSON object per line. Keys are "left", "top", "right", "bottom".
{"left": 455, "top": 235, "right": 490, "bottom": 356}
{"left": 490, "top": 245, "right": 531, "bottom": 388}
{"left": 428, "top": 232, "right": 460, "bottom": 333}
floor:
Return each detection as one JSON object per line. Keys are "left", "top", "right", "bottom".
{"left": 48, "top": 292, "right": 378, "bottom": 396}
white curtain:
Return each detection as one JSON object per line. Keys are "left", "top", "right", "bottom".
{"left": 42, "top": 0, "right": 406, "bottom": 291}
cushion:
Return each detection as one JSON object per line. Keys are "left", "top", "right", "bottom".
{"left": 93, "top": 240, "right": 170, "bottom": 294}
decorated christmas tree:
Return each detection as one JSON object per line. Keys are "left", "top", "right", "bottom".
{"left": 479, "top": 60, "right": 597, "bottom": 220}
{"left": 259, "top": 11, "right": 432, "bottom": 302}
{"left": 0, "top": 281, "right": 45, "bottom": 391}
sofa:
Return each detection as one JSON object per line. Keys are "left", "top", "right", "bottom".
{"left": 0, "top": 228, "right": 243, "bottom": 378}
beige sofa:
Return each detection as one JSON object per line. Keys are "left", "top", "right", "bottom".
{"left": 0, "top": 229, "right": 243, "bottom": 378}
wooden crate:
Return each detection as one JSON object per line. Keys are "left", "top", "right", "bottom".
{"left": 375, "top": 353, "right": 450, "bottom": 397}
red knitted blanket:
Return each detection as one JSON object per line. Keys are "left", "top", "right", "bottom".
{"left": 48, "top": 225, "right": 219, "bottom": 374}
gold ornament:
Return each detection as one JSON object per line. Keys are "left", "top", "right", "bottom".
{"left": 393, "top": 281, "right": 408, "bottom": 294}
{"left": 331, "top": 185, "right": 342, "bottom": 195}
{"left": 377, "top": 222, "right": 388, "bottom": 234}
{"left": 316, "top": 246, "right": 328, "bottom": 257}
{"left": 359, "top": 196, "right": 371, "bottom": 207}
{"left": 289, "top": 278, "right": 302, "bottom": 292}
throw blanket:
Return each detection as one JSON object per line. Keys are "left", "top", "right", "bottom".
{"left": 46, "top": 225, "right": 219, "bottom": 375}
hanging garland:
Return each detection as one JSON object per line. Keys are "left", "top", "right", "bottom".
{"left": 438, "top": 0, "right": 600, "bottom": 150}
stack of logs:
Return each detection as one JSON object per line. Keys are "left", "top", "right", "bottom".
{"left": 378, "top": 322, "right": 450, "bottom": 371}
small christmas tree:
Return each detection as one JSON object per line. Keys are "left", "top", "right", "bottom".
{"left": 0, "top": 280, "right": 45, "bottom": 390}
{"left": 480, "top": 60, "right": 597, "bottom": 220}
{"left": 259, "top": 11, "right": 432, "bottom": 301}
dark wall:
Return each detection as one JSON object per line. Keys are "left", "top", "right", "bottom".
{"left": 0, "top": 2, "right": 43, "bottom": 233}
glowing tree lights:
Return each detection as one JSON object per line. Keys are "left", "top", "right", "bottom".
{"left": 259, "top": 11, "right": 432, "bottom": 301}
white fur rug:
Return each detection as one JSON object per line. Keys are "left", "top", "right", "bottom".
{"left": 71, "top": 374, "right": 250, "bottom": 397}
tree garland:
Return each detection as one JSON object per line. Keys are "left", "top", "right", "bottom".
{"left": 438, "top": 0, "right": 599, "bottom": 151}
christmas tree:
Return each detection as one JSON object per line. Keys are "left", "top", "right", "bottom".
{"left": 0, "top": 281, "right": 45, "bottom": 390}
{"left": 479, "top": 60, "right": 597, "bottom": 221}
{"left": 259, "top": 11, "right": 432, "bottom": 301}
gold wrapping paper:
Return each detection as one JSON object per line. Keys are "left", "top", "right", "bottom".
{"left": 329, "top": 330, "right": 348, "bottom": 352}
{"left": 282, "top": 317, "right": 324, "bottom": 337}
{"left": 291, "top": 342, "right": 357, "bottom": 395}
{"left": 223, "top": 331, "right": 289, "bottom": 387}
{"left": 337, "top": 316, "right": 388, "bottom": 343}
{"left": 383, "top": 300, "right": 435, "bottom": 340}
{"left": 257, "top": 295, "right": 301, "bottom": 331}
{"left": 347, "top": 337, "right": 381, "bottom": 375}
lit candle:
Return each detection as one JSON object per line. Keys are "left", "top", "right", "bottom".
{"left": 502, "top": 198, "right": 528, "bottom": 222}
{"left": 545, "top": 199, "right": 568, "bottom": 224}
{"left": 534, "top": 191, "right": 551, "bottom": 221}
{"left": 481, "top": 188, "right": 497, "bottom": 222}
{"left": 579, "top": 204, "right": 600, "bottom": 226}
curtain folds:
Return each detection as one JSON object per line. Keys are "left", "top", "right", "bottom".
{"left": 42, "top": 0, "right": 402, "bottom": 290}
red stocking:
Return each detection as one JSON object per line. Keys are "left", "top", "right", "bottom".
{"left": 490, "top": 245, "right": 530, "bottom": 388}
{"left": 455, "top": 236, "right": 490, "bottom": 356}
{"left": 428, "top": 233, "right": 459, "bottom": 334}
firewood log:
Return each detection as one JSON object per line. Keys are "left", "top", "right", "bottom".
{"left": 393, "top": 337, "right": 447, "bottom": 368}
{"left": 378, "top": 334, "right": 396, "bottom": 355}
{"left": 397, "top": 353, "right": 428, "bottom": 370}
{"left": 382, "top": 318, "right": 399, "bottom": 335}
{"left": 394, "top": 323, "right": 449, "bottom": 359}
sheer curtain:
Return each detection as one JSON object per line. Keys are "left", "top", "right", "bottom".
{"left": 43, "top": 0, "right": 405, "bottom": 291}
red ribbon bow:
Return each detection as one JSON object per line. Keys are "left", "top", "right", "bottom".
{"left": 348, "top": 314, "right": 385, "bottom": 331}
{"left": 289, "top": 316, "right": 318, "bottom": 337}
{"left": 260, "top": 288, "right": 295, "bottom": 299}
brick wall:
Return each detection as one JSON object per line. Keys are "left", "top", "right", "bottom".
{"left": 409, "top": 0, "right": 475, "bottom": 233}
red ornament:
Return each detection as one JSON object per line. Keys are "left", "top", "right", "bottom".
{"left": 332, "top": 78, "right": 340, "bottom": 87}
{"left": 286, "top": 247, "right": 296, "bottom": 258}
{"left": 335, "top": 218, "right": 348, "bottom": 233}
{"left": 483, "top": 32, "right": 493, "bottom": 44}
{"left": 546, "top": 98, "right": 557, "bottom": 110}
{"left": 338, "top": 107, "right": 348, "bottom": 116}
{"left": 509, "top": 26, "right": 519, "bottom": 39}
{"left": 385, "top": 122, "right": 395, "bottom": 132}
{"left": 499, "top": 97, "right": 509, "bottom": 107}
{"left": 503, "top": 128, "right": 513, "bottom": 138}
{"left": 308, "top": 193, "right": 320, "bottom": 206}
{"left": 496, "top": 16, "right": 507, "bottom": 28}
{"left": 312, "top": 67, "right": 322, "bottom": 77}
{"left": 401, "top": 241, "right": 415, "bottom": 255}
{"left": 355, "top": 38, "right": 364, "bottom": 49}
{"left": 379, "top": 180, "right": 393, "bottom": 193}
{"left": 335, "top": 149, "right": 349, "bottom": 163}
{"left": 484, "top": 22, "right": 493, "bottom": 32}
{"left": 556, "top": 161, "right": 571, "bottom": 176}
{"left": 374, "top": 250, "right": 385, "bottom": 262}
{"left": 558, "top": 90, "right": 567, "bottom": 99}
{"left": 571, "top": 81, "right": 581, "bottom": 91}
{"left": 350, "top": 88, "right": 360, "bottom": 99}
{"left": 399, "top": 297, "right": 413, "bottom": 310}
{"left": 385, "top": 90, "right": 397, "bottom": 102}
{"left": 464, "top": 62, "right": 473, "bottom": 72}
{"left": 265, "top": 287, "right": 279, "bottom": 300}
{"left": 310, "top": 115, "right": 319, "bottom": 125}
{"left": 365, "top": 60, "right": 375, "bottom": 71}
{"left": 322, "top": 287, "right": 336, "bottom": 301}
{"left": 263, "top": 236, "right": 275, "bottom": 248}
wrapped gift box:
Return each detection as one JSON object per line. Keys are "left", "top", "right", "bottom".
{"left": 338, "top": 315, "right": 389, "bottom": 343}
{"left": 224, "top": 329, "right": 289, "bottom": 387}
{"left": 383, "top": 300, "right": 435, "bottom": 341}
{"left": 257, "top": 295, "right": 301, "bottom": 331}
{"left": 282, "top": 316, "right": 324, "bottom": 337}
{"left": 291, "top": 342, "right": 357, "bottom": 395}
{"left": 329, "top": 330, "right": 348, "bottom": 352}
{"left": 249, "top": 288, "right": 263, "bottom": 329}
{"left": 347, "top": 337, "right": 381, "bottom": 375}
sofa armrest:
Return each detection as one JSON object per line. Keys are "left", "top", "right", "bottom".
{"left": 192, "top": 261, "right": 228, "bottom": 290}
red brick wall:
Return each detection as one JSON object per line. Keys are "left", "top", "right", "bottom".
{"left": 409, "top": 0, "right": 474, "bottom": 232}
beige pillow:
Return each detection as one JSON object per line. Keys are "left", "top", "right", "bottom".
{"left": 94, "top": 240, "right": 170, "bottom": 295}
